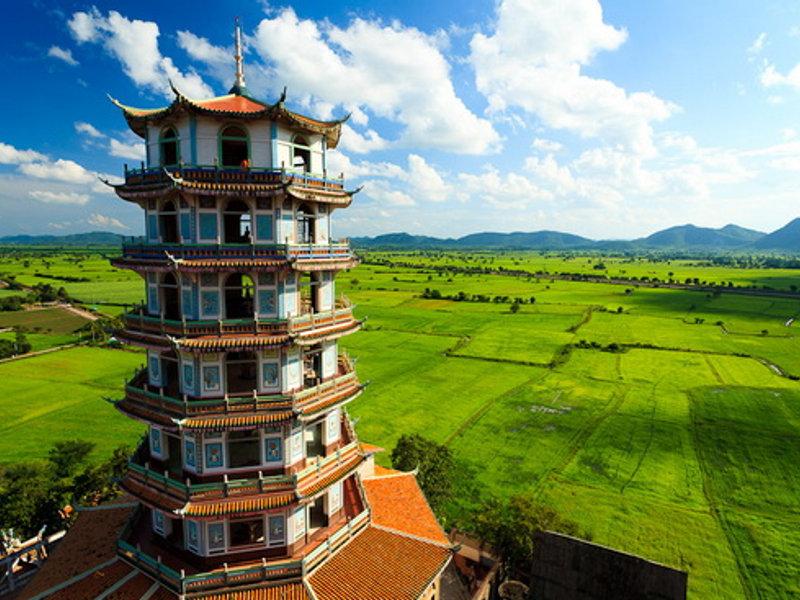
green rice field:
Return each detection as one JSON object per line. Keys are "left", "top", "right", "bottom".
{"left": 1, "top": 248, "right": 799, "bottom": 598}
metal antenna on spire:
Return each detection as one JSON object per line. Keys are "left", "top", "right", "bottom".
{"left": 233, "top": 16, "right": 246, "bottom": 93}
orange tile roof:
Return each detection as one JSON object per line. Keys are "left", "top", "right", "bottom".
{"left": 177, "top": 334, "right": 289, "bottom": 352}
{"left": 363, "top": 472, "right": 450, "bottom": 546}
{"left": 182, "top": 492, "right": 295, "bottom": 519}
{"left": 194, "top": 94, "right": 268, "bottom": 113}
{"left": 372, "top": 464, "right": 401, "bottom": 476}
{"left": 20, "top": 502, "right": 136, "bottom": 598}
{"left": 195, "top": 582, "right": 310, "bottom": 600}
{"left": 298, "top": 453, "right": 363, "bottom": 498}
{"left": 46, "top": 560, "right": 135, "bottom": 600}
{"left": 358, "top": 442, "right": 385, "bottom": 455}
{"left": 105, "top": 572, "right": 156, "bottom": 600}
{"left": 180, "top": 410, "right": 294, "bottom": 432}
{"left": 308, "top": 526, "right": 451, "bottom": 600}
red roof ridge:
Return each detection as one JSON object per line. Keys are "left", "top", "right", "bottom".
{"left": 370, "top": 522, "right": 452, "bottom": 549}
{"left": 362, "top": 468, "right": 414, "bottom": 480}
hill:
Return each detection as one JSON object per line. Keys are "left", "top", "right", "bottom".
{"left": 0, "top": 231, "right": 125, "bottom": 246}
{"left": 638, "top": 224, "right": 765, "bottom": 249}
{"left": 752, "top": 218, "right": 800, "bottom": 251}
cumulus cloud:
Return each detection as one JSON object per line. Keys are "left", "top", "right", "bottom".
{"left": 110, "top": 138, "right": 145, "bottom": 161}
{"left": 469, "top": 0, "right": 674, "bottom": 154}
{"left": 761, "top": 62, "right": 800, "bottom": 91}
{"left": 68, "top": 8, "right": 213, "bottom": 99}
{"left": 88, "top": 213, "right": 129, "bottom": 229}
{"left": 29, "top": 190, "right": 90, "bottom": 205}
{"left": 338, "top": 125, "right": 389, "bottom": 154}
{"left": 47, "top": 46, "right": 79, "bottom": 66}
{"left": 0, "top": 142, "right": 47, "bottom": 164}
{"left": 19, "top": 159, "right": 96, "bottom": 184}
{"left": 75, "top": 121, "right": 105, "bottom": 139}
{"left": 363, "top": 179, "right": 416, "bottom": 206}
{"left": 246, "top": 9, "right": 499, "bottom": 154}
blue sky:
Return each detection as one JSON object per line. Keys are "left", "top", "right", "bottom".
{"left": 2, "top": 0, "right": 800, "bottom": 239}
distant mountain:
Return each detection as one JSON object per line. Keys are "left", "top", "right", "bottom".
{"left": 0, "top": 231, "right": 125, "bottom": 246}
{"left": 352, "top": 230, "right": 593, "bottom": 249}
{"left": 752, "top": 218, "right": 800, "bottom": 251}
{"left": 457, "top": 231, "right": 594, "bottom": 249}
{"left": 638, "top": 224, "right": 765, "bottom": 249}
{"left": 350, "top": 232, "right": 451, "bottom": 248}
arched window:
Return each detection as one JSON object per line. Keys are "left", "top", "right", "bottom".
{"left": 223, "top": 199, "right": 252, "bottom": 244}
{"left": 160, "top": 272, "right": 181, "bottom": 321}
{"left": 159, "top": 199, "right": 179, "bottom": 243}
{"left": 220, "top": 125, "right": 249, "bottom": 168}
{"left": 226, "top": 351, "right": 258, "bottom": 394}
{"left": 224, "top": 273, "right": 255, "bottom": 319}
{"left": 291, "top": 135, "right": 311, "bottom": 173}
{"left": 160, "top": 127, "right": 179, "bottom": 167}
{"left": 296, "top": 203, "right": 315, "bottom": 244}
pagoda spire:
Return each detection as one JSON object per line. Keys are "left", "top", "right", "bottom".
{"left": 230, "top": 17, "right": 247, "bottom": 95}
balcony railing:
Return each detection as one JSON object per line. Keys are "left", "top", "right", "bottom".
{"left": 120, "top": 303, "right": 356, "bottom": 339}
{"left": 123, "top": 354, "right": 359, "bottom": 418}
{"left": 122, "top": 164, "right": 345, "bottom": 191}
{"left": 117, "top": 240, "right": 354, "bottom": 262}
{"left": 124, "top": 412, "right": 360, "bottom": 502}
{"left": 117, "top": 507, "right": 370, "bottom": 594}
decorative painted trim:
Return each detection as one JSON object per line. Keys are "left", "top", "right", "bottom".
{"left": 270, "top": 122, "right": 279, "bottom": 168}
{"left": 189, "top": 114, "right": 197, "bottom": 165}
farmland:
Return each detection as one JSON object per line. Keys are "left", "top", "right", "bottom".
{"left": 1, "top": 248, "right": 799, "bottom": 598}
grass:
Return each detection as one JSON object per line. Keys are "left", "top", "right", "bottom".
{"left": 0, "top": 346, "right": 144, "bottom": 464}
{"left": 2, "top": 248, "right": 800, "bottom": 597}
{"left": 0, "top": 306, "right": 90, "bottom": 334}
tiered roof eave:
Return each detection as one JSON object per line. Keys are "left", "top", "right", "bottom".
{"left": 108, "top": 83, "right": 349, "bottom": 149}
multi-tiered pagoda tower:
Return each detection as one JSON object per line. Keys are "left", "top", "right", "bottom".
{"left": 21, "top": 22, "right": 452, "bottom": 600}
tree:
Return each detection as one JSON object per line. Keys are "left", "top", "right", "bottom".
{"left": 391, "top": 434, "right": 454, "bottom": 514}
{"left": 510, "top": 301, "right": 520, "bottom": 314}
{"left": 0, "top": 442, "right": 131, "bottom": 538}
{"left": 472, "top": 494, "right": 586, "bottom": 577}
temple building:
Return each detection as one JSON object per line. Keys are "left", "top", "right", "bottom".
{"left": 21, "top": 22, "right": 452, "bottom": 600}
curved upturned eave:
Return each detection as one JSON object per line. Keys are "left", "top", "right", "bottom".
{"left": 108, "top": 86, "right": 348, "bottom": 148}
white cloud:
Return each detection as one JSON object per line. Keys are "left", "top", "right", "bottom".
{"left": 248, "top": 9, "right": 499, "bottom": 154}
{"left": 761, "top": 62, "right": 800, "bottom": 91}
{"left": 68, "top": 9, "right": 213, "bottom": 99}
{"left": 0, "top": 142, "right": 47, "bottom": 164}
{"left": 338, "top": 125, "right": 389, "bottom": 154}
{"left": 532, "top": 138, "right": 564, "bottom": 152}
{"left": 47, "top": 46, "right": 79, "bottom": 66}
{"left": 363, "top": 179, "right": 416, "bottom": 206}
{"left": 19, "top": 159, "right": 96, "bottom": 184}
{"left": 29, "top": 190, "right": 90, "bottom": 205}
{"left": 88, "top": 213, "right": 129, "bottom": 229}
{"left": 747, "top": 33, "right": 767, "bottom": 56}
{"left": 469, "top": 0, "right": 674, "bottom": 155}
{"left": 457, "top": 168, "right": 553, "bottom": 209}
{"left": 406, "top": 154, "right": 450, "bottom": 202}
{"left": 110, "top": 138, "right": 146, "bottom": 161}
{"left": 74, "top": 121, "right": 106, "bottom": 139}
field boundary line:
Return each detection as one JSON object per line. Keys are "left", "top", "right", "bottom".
{"left": 532, "top": 387, "right": 630, "bottom": 496}
{"left": 689, "top": 397, "right": 755, "bottom": 600}
{"left": 704, "top": 356, "right": 725, "bottom": 385}
{"left": 443, "top": 372, "right": 549, "bottom": 446}
{"left": 0, "top": 342, "right": 81, "bottom": 364}
{"left": 619, "top": 382, "right": 660, "bottom": 495}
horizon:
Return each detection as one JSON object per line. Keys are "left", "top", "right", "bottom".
{"left": 2, "top": 1, "right": 800, "bottom": 238}
{"left": 3, "top": 217, "right": 797, "bottom": 243}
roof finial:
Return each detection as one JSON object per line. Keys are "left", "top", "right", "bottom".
{"left": 231, "top": 17, "right": 247, "bottom": 95}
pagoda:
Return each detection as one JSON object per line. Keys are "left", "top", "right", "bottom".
{"left": 21, "top": 21, "right": 452, "bottom": 600}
